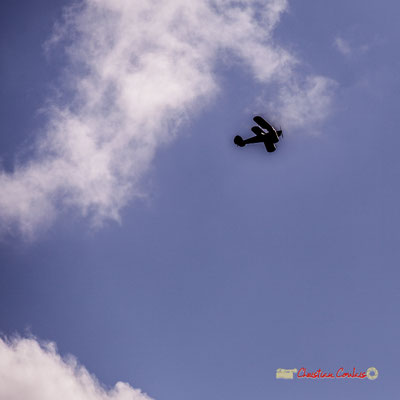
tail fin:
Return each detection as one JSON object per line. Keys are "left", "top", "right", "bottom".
{"left": 234, "top": 135, "right": 245, "bottom": 147}
{"left": 277, "top": 129, "right": 283, "bottom": 137}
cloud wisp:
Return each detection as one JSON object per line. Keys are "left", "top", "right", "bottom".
{"left": 0, "top": 336, "right": 151, "bottom": 400}
{"left": 270, "top": 75, "right": 337, "bottom": 132}
{"left": 0, "top": 0, "right": 335, "bottom": 237}
{"left": 334, "top": 36, "right": 352, "bottom": 56}
{"left": 334, "top": 34, "right": 373, "bottom": 58}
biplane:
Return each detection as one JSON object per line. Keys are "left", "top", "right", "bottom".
{"left": 234, "top": 116, "right": 282, "bottom": 153}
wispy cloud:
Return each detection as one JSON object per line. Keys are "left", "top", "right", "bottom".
{"left": 334, "top": 36, "right": 352, "bottom": 55}
{"left": 0, "top": 336, "right": 151, "bottom": 400}
{"left": 0, "top": 0, "right": 335, "bottom": 237}
{"left": 334, "top": 34, "right": 373, "bottom": 57}
{"left": 270, "top": 75, "right": 337, "bottom": 132}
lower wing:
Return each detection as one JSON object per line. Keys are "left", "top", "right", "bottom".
{"left": 264, "top": 141, "right": 276, "bottom": 152}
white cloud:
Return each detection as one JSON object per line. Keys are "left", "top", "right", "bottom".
{"left": 269, "top": 75, "right": 337, "bottom": 132}
{"left": 334, "top": 36, "right": 351, "bottom": 55}
{"left": 334, "top": 34, "right": 374, "bottom": 57}
{"left": 0, "top": 0, "right": 335, "bottom": 237}
{"left": 0, "top": 336, "right": 151, "bottom": 400}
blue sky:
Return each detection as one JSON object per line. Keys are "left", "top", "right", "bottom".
{"left": 1, "top": 0, "right": 400, "bottom": 399}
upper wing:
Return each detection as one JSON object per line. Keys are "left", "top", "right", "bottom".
{"left": 253, "top": 116, "right": 275, "bottom": 134}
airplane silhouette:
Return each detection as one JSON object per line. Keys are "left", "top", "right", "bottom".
{"left": 234, "top": 116, "right": 282, "bottom": 152}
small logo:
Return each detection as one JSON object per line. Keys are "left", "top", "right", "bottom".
{"left": 276, "top": 368, "right": 298, "bottom": 379}
{"left": 366, "top": 367, "right": 378, "bottom": 380}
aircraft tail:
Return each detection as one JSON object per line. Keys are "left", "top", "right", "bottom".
{"left": 234, "top": 135, "right": 245, "bottom": 147}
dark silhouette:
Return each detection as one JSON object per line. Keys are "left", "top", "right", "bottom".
{"left": 234, "top": 116, "right": 282, "bottom": 153}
